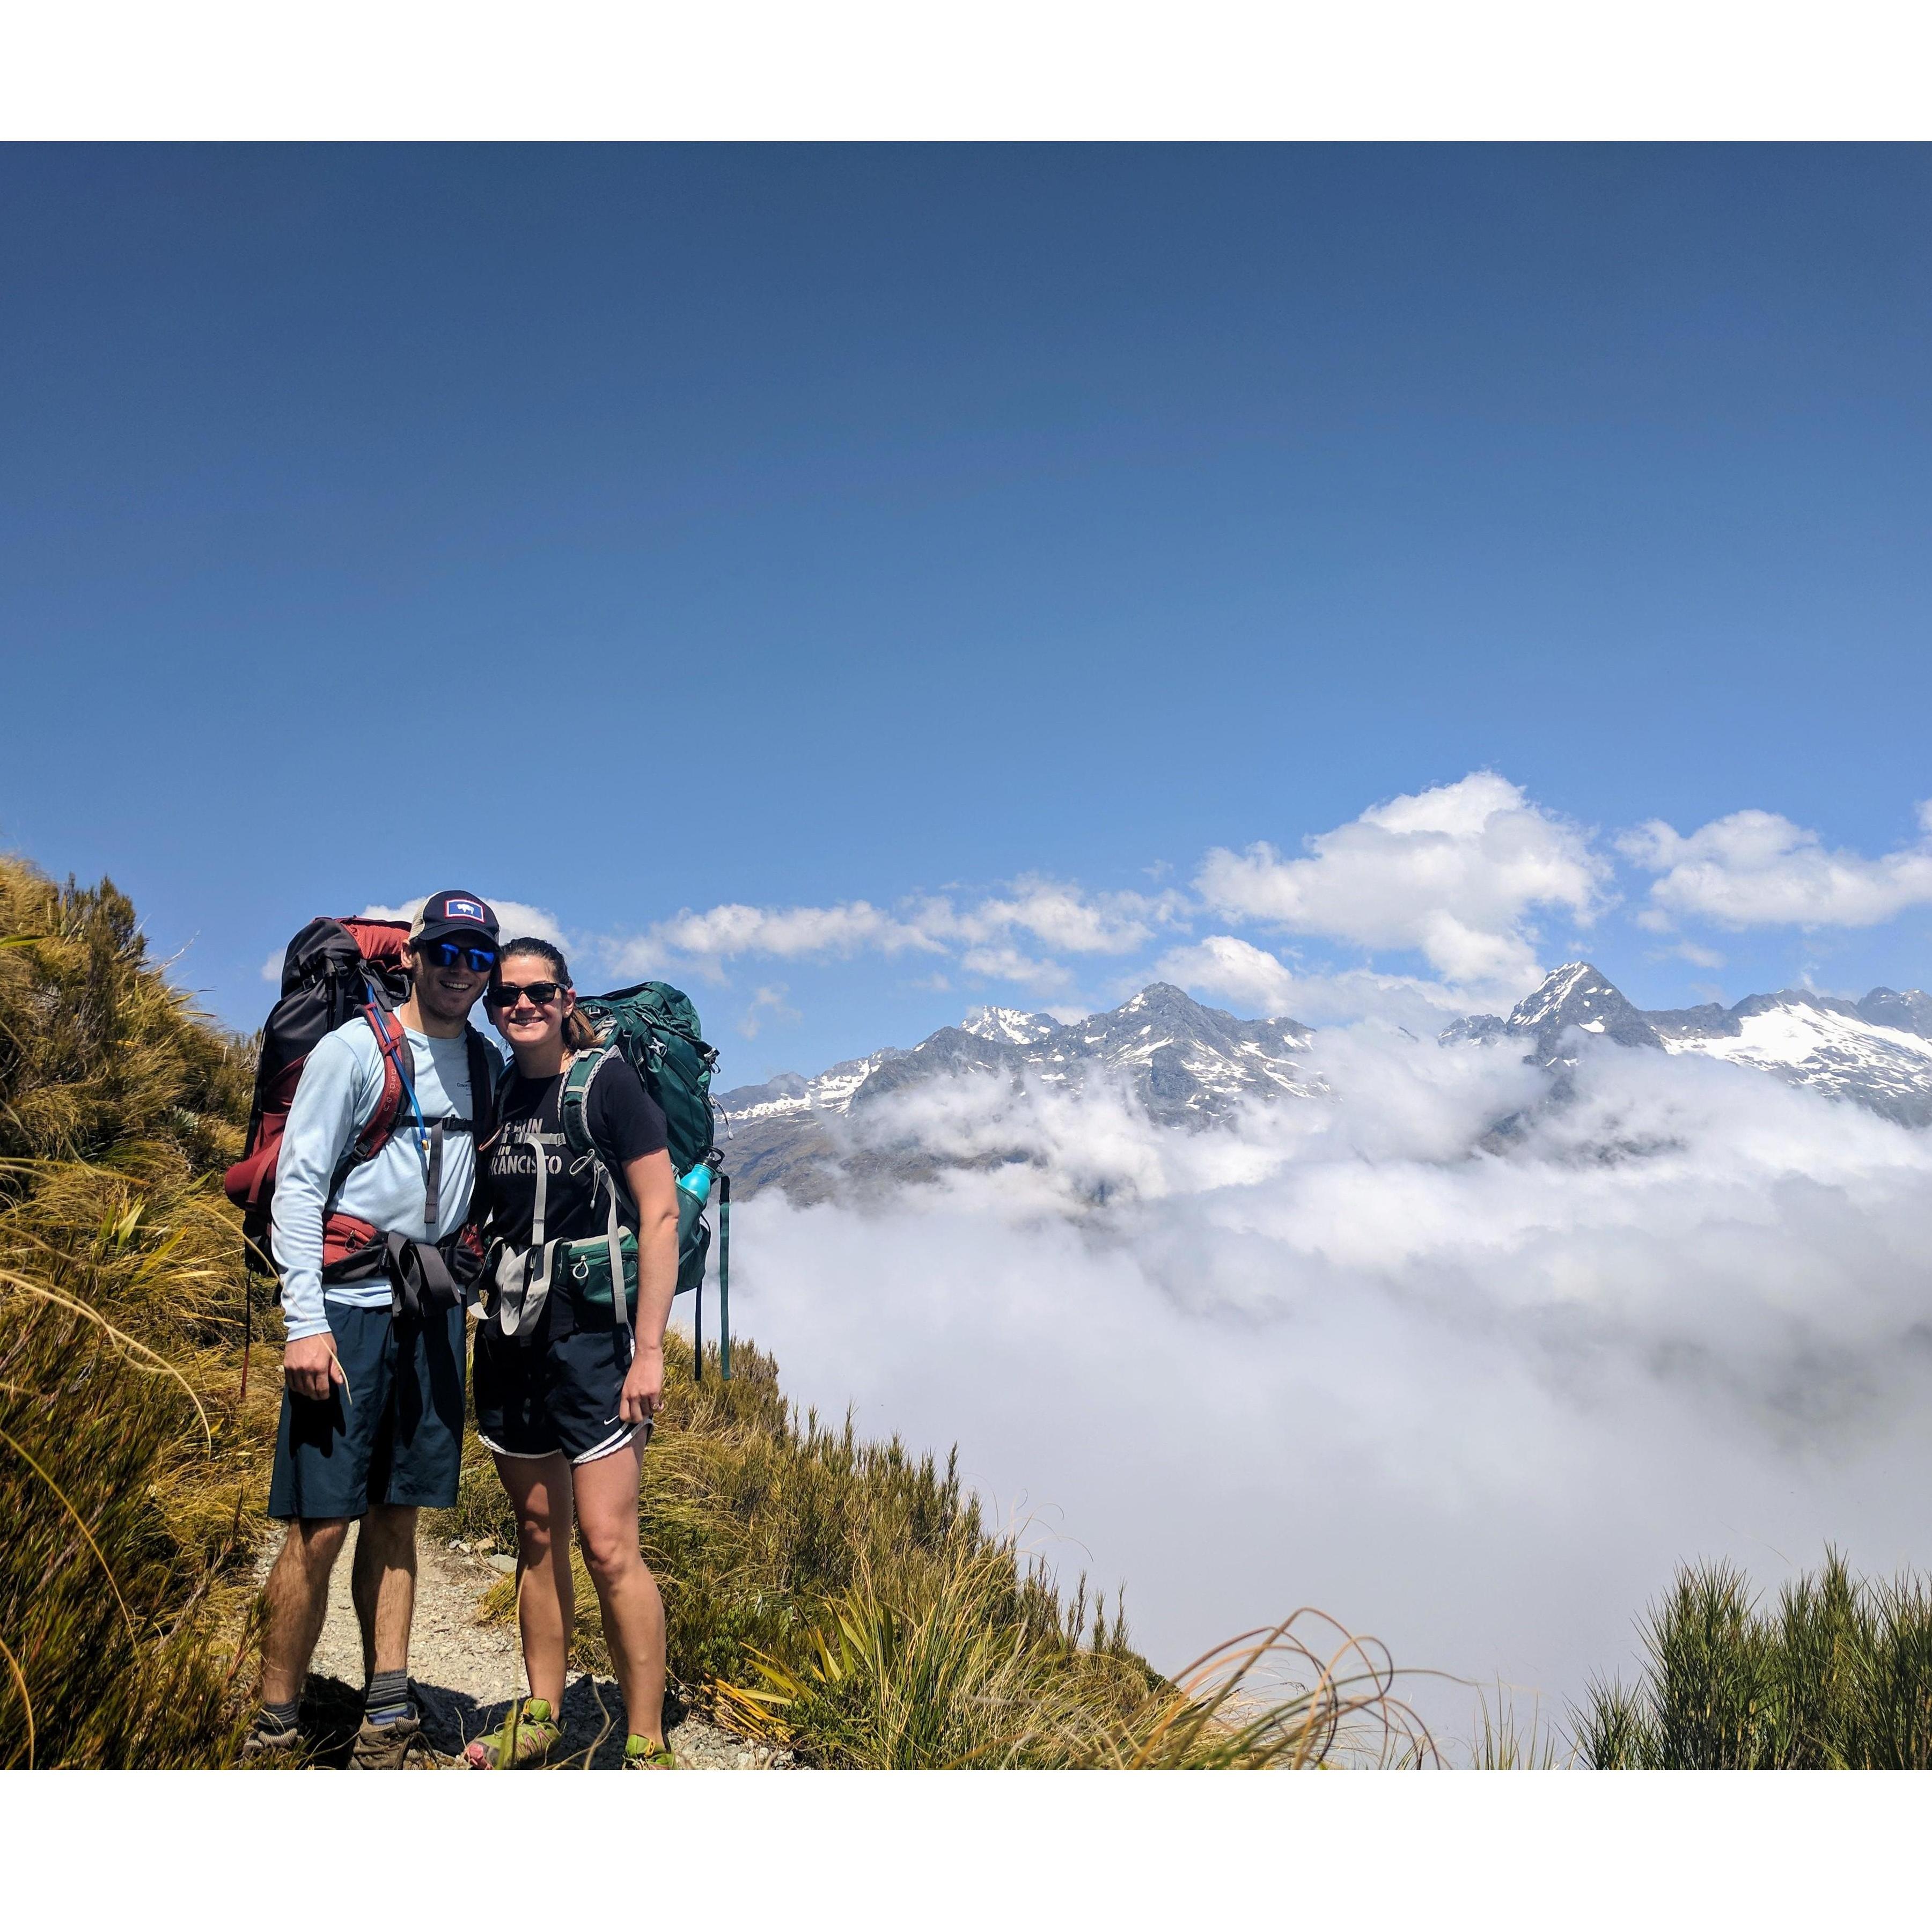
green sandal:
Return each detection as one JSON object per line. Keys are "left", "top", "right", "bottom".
{"left": 465, "top": 1699, "right": 562, "bottom": 1769}
{"left": 623, "top": 1734, "right": 678, "bottom": 1769}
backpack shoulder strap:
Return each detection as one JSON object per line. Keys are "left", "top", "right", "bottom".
{"left": 559, "top": 1046, "right": 613, "bottom": 1160}
{"left": 465, "top": 1027, "right": 499, "bottom": 1148}
{"left": 351, "top": 1005, "right": 415, "bottom": 1164}
{"left": 560, "top": 1046, "right": 639, "bottom": 1223}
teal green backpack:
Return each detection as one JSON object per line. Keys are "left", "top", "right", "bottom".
{"left": 557, "top": 981, "right": 733, "bottom": 1377}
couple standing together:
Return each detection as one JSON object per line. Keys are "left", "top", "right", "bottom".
{"left": 252, "top": 890, "right": 680, "bottom": 1769}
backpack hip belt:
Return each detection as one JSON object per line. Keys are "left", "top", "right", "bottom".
{"left": 321, "top": 1214, "right": 483, "bottom": 1321}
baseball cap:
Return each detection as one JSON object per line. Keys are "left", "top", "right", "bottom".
{"left": 410, "top": 890, "right": 501, "bottom": 951}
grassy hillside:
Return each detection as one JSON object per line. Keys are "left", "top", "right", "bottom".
{"left": 1, "top": 853, "right": 1411, "bottom": 1768}
{"left": 0, "top": 855, "right": 274, "bottom": 1765}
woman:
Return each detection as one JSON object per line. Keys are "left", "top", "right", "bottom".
{"left": 465, "top": 937, "right": 682, "bottom": 1769}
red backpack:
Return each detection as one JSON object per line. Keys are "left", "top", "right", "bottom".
{"left": 225, "top": 916, "right": 494, "bottom": 1273}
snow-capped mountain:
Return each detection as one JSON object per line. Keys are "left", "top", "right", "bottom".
{"left": 714, "top": 964, "right": 1932, "bottom": 1201}
{"left": 960, "top": 1005, "right": 1060, "bottom": 1046}
{"left": 716, "top": 983, "right": 1317, "bottom": 1199}
{"left": 1445, "top": 964, "right": 1932, "bottom": 1126}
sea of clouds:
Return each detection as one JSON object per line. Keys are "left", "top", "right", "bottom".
{"left": 717, "top": 1027, "right": 1932, "bottom": 1744}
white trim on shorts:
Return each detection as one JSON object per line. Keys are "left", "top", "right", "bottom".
{"left": 572, "top": 1420, "right": 645, "bottom": 1465}
{"left": 476, "top": 1422, "right": 644, "bottom": 1466}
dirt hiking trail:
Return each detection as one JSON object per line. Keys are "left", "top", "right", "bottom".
{"left": 262, "top": 1525, "right": 791, "bottom": 1770}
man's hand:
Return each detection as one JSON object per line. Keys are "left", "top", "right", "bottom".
{"left": 619, "top": 1342, "right": 664, "bottom": 1426}
{"left": 283, "top": 1332, "right": 346, "bottom": 1404}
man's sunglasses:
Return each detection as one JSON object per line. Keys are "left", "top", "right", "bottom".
{"left": 488, "top": 980, "right": 564, "bottom": 1011}
{"left": 422, "top": 940, "right": 499, "bottom": 973}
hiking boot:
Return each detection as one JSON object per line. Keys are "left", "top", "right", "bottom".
{"left": 241, "top": 1711, "right": 304, "bottom": 1766}
{"left": 464, "top": 1698, "right": 562, "bottom": 1769}
{"left": 347, "top": 1707, "right": 432, "bottom": 1769}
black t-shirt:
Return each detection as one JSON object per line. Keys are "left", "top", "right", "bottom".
{"left": 483, "top": 1056, "right": 669, "bottom": 1246}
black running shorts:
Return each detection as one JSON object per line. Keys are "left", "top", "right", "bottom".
{"left": 472, "top": 1287, "right": 643, "bottom": 1466}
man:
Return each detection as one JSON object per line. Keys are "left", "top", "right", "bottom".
{"left": 248, "top": 891, "right": 504, "bottom": 1767}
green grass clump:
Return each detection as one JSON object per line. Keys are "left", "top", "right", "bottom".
{"left": 1, "top": 854, "right": 270, "bottom": 1766}
{"left": 1463, "top": 1684, "right": 1567, "bottom": 1768}
{"left": 1578, "top": 1549, "right": 1932, "bottom": 1768}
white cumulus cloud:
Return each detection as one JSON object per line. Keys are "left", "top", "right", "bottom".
{"left": 737, "top": 985, "right": 802, "bottom": 1040}
{"left": 1195, "top": 772, "right": 1608, "bottom": 991}
{"left": 1153, "top": 936, "right": 1300, "bottom": 1014}
{"left": 628, "top": 899, "right": 939, "bottom": 968}
{"left": 911, "top": 878, "right": 1184, "bottom": 956}
{"left": 960, "top": 945, "right": 1074, "bottom": 994}
{"left": 1621, "top": 804, "right": 1932, "bottom": 930}
{"left": 1153, "top": 937, "right": 1472, "bottom": 1031}
{"left": 613, "top": 878, "right": 1180, "bottom": 994}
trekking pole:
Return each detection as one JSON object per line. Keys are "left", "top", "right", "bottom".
{"left": 718, "top": 1173, "right": 731, "bottom": 1382}
{"left": 694, "top": 1243, "right": 703, "bottom": 1383}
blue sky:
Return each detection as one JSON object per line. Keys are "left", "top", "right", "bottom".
{"left": 5, "top": 144, "right": 1932, "bottom": 1081}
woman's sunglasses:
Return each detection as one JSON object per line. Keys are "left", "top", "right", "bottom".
{"left": 488, "top": 980, "right": 564, "bottom": 1011}
{"left": 423, "top": 940, "right": 499, "bottom": 973}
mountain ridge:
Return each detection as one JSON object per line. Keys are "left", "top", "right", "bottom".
{"left": 1441, "top": 963, "right": 1932, "bottom": 1125}
{"left": 716, "top": 981, "right": 1318, "bottom": 1200}
{"left": 715, "top": 964, "right": 1932, "bottom": 1200}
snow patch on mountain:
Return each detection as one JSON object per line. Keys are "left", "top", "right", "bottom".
{"left": 715, "top": 983, "right": 1320, "bottom": 1198}
{"left": 716, "top": 962, "right": 1932, "bottom": 1203}
{"left": 1445, "top": 964, "right": 1932, "bottom": 1126}
{"left": 960, "top": 1005, "right": 1059, "bottom": 1046}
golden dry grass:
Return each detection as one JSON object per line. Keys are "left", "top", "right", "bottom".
{"left": 0, "top": 853, "right": 274, "bottom": 1765}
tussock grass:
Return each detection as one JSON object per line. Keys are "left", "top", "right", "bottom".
{"left": 1463, "top": 1683, "right": 1567, "bottom": 1769}
{"left": 0, "top": 855, "right": 269, "bottom": 1766}
{"left": 454, "top": 1337, "right": 1434, "bottom": 1768}
{"left": 1578, "top": 1549, "right": 1932, "bottom": 1768}
{"left": 451, "top": 1330, "right": 1146, "bottom": 1709}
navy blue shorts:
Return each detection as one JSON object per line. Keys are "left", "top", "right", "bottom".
{"left": 267, "top": 1302, "right": 467, "bottom": 1521}
{"left": 473, "top": 1288, "right": 643, "bottom": 1467}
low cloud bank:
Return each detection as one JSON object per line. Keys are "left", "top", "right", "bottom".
{"left": 723, "top": 1031, "right": 1932, "bottom": 1736}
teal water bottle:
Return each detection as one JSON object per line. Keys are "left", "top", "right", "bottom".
{"left": 675, "top": 1164, "right": 713, "bottom": 1207}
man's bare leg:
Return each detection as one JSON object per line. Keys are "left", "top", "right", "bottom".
{"left": 259, "top": 1517, "right": 351, "bottom": 1707}
{"left": 349, "top": 1504, "right": 420, "bottom": 1680}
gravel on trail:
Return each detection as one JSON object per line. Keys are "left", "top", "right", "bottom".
{"left": 256, "top": 1526, "right": 792, "bottom": 1771}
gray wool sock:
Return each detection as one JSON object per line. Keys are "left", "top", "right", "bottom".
{"left": 256, "top": 1698, "right": 299, "bottom": 1733}
{"left": 364, "top": 1669, "right": 414, "bottom": 1725}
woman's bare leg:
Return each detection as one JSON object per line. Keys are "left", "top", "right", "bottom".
{"left": 492, "top": 1451, "right": 575, "bottom": 1710}
{"left": 571, "top": 1437, "right": 666, "bottom": 1747}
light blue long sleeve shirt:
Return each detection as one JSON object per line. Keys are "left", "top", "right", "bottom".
{"left": 271, "top": 1015, "right": 502, "bottom": 1341}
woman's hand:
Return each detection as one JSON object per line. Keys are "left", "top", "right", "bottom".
{"left": 622, "top": 1147, "right": 679, "bottom": 1412}
{"left": 620, "top": 1341, "right": 664, "bottom": 1425}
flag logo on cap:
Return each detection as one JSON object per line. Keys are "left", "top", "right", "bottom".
{"left": 447, "top": 898, "right": 485, "bottom": 921}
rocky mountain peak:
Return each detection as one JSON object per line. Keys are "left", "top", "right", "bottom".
{"left": 714, "top": 980, "right": 1320, "bottom": 1199}
{"left": 1445, "top": 963, "right": 1932, "bottom": 1125}
{"left": 960, "top": 1005, "right": 1059, "bottom": 1045}
{"left": 1504, "top": 961, "right": 1663, "bottom": 1060}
